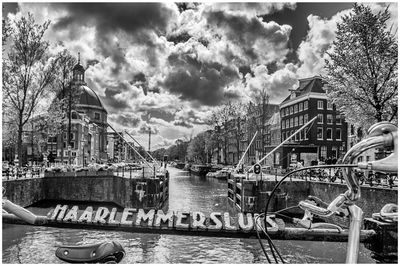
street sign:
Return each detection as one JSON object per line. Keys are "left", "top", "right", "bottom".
{"left": 254, "top": 164, "right": 261, "bottom": 175}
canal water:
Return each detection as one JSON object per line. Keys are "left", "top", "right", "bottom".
{"left": 2, "top": 167, "right": 376, "bottom": 263}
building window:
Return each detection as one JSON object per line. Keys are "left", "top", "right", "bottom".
{"left": 289, "top": 106, "right": 293, "bottom": 115}
{"left": 299, "top": 130, "right": 303, "bottom": 140}
{"left": 95, "top": 112, "right": 100, "bottom": 120}
{"left": 336, "top": 115, "right": 342, "bottom": 125}
{"left": 286, "top": 120, "right": 289, "bottom": 129}
{"left": 317, "top": 127, "right": 323, "bottom": 140}
{"left": 299, "top": 115, "right": 304, "bottom": 125}
{"left": 72, "top": 152, "right": 77, "bottom": 157}
{"left": 327, "top": 101, "right": 333, "bottom": 110}
{"left": 282, "top": 121, "right": 285, "bottom": 129}
{"left": 304, "top": 114, "right": 308, "bottom": 123}
{"left": 281, "top": 110, "right": 284, "bottom": 117}
{"left": 304, "top": 101, "right": 308, "bottom": 110}
{"left": 336, "top": 128, "right": 342, "bottom": 140}
{"left": 327, "top": 114, "right": 333, "bottom": 124}
{"left": 282, "top": 133, "right": 285, "bottom": 141}
{"left": 285, "top": 108, "right": 288, "bottom": 116}
{"left": 321, "top": 146, "right": 327, "bottom": 159}
{"left": 294, "top": 104, "right": 298, "bottom": 113}
{"left": 304, "top": 127, "right": 309, "bottom": 140}
{"left": 290, "top": 118, "right": 293, "bottom": 128}
{"left": 317, "top": 114, "right": 323, "bottom": 124}
{"left": 294, "top": 132, "right": 298, "bottom": 141}
{"left": 327, "top": 128, "right": 332, "bottom": 140}
{"left": 299, "top": 102, "right": 303, "bottom": 112}
{"left": 294, "top": 116, "right": 298, "bottom": 127}
{"left": 317, "top": 100, "right": 324, "bottom": 110}
{"left": 366, "top": 156, "right": 370, "bottom": 162}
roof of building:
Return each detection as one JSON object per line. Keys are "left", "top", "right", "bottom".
{"left": 73, "top": 62, "right": 85, "bottom": 72}
{"left": 281, "top": 76, "right": 325, "bottom": 104}
{"left": 77, "top": 85, "right": 107, "bottom": 112}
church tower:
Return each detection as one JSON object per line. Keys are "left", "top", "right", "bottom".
{"left": 72, "top": 52, "right": 86, "bottom": 85}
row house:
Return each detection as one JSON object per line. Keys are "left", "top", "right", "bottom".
{"left": 278, "top": 76, "right": 348, "bottom": 168}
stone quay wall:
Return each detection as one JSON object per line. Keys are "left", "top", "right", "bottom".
{"left": 3, "top": 172, "right": 169, "bottom": 209}
{"left": 229, "top": 179, "right": 397, "bottom": 218}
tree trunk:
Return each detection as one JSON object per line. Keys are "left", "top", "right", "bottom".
{"left": 17, "top": 121, "right": 23, "bottom": 167}
{"left": 67, "top": 91, "right": 72, "bottom": 164}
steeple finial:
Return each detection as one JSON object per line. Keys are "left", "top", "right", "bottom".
{"left": 78, "top": 52, "right": 80, "bottom": 64}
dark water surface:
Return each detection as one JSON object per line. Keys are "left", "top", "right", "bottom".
{"left": 2, "top": 167, "right": 376, "bottom": 263}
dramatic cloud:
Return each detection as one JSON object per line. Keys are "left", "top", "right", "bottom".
{"left": 7, "top": 2, "right": 396, "bottom": 150}
{"left": 108, "top": 113, "right": 141, "bottom": 129}
{"left": 163, "top": 40, "right": 241, "bottom": 105}
{"left": 244, "top": 64, "right": 299, "bottom": 104}
{"left": 208, "top": 2, "right": 297, "bottom": 17}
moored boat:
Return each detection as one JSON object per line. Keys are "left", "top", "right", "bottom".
{"left": 190, "top": 164, "right": 211, "bottom": 176}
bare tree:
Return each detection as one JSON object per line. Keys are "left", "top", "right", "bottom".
{"left": 249, "top": 87, "right": 270, "bottom": 161}
{"left": 209, "top": 101, "right": 236, "bottom": 165}
{"left": 53, "top": 49, "right": 79, "bottom": 163}
{"left": 2, "top": 13, "right": 58, "bottom": 166}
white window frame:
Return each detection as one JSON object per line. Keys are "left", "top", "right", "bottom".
{"left": 317, "top": 100, "right": 324, "bottom": 110}
{"left": 304, "top": 127, "right": 309, "bottom": 140}
{"left": 299, "top": 115, "right": 304, "bottom": 126}
{"left": 299, "top": 102, "right": 303, "bottom": 112}
{"left": 321, "top": 146, "right": 327, "bottom": 159}
{"left": 336, "top": 115, "right": 342, "bottom": 125}
{"left": 304, "top": 101, "right": 308, "bottom": 110}
{"left": 294, "top": 104, "right": 298, "bottom": 113}
{"left": 294, "top": 116, "right": 298, "bottom": 127}
{"left": 317, "top": 127, "right": 323, "bottom": 140}
{"left": 289, "top": 106, "right": 293, "bottom": 115}
{"left": 327, "top": 101, "right": 333, "bottom": 110}
{"left": 304, "top": 114, "right": 308, "bottom": 123}
{"left": 317, "top": 114, "right": 323, "bottom": 124}
{"left": 336, "top": 128, "right": 342, "bottom": 140}
{"left": 327, "top": 114, "right": 333, "bottom": 124}
{"left": 326, "top": 128, "right": 333, "bottom": 140}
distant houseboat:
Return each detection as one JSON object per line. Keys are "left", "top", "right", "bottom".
{"left": 190, "top": 165, "right": 211, "bottom": 176}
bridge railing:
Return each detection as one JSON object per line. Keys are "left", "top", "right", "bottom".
{"left": 280, "top": 167, "right": 398, "bottom": 189}
{"left": 2, "top": 166, "right": 44, "bottom": 180}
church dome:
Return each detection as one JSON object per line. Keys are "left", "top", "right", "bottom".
{"left": 77, "top": 85, "right": 107, "bottom": 113}
{"left": 73, "top": 62, "right": 85, "bottom": 72}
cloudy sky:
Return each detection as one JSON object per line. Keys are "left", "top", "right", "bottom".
{"left": 3, "top": 2, "right": 398, "bottom": 150}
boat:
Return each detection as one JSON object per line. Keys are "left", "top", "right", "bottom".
{"left": 190, "top": 165, "right": 211, "bottom": 176}
{"left": 214, "top": 167, "right": 234, "bottom": 180}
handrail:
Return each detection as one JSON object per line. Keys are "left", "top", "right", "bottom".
{"left": 107, "top": 123, "right": 154, "bottom": 171}
{"left": 246, "top": 116, "right": 317, "bottom": 174}
{"left": 124, "top": 130, "right": 160, "bottom": 168}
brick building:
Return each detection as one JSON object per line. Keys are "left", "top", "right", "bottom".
{"left": 278, "top": 76, "right": 348, "bottom": 168}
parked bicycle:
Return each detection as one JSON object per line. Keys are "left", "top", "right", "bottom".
{"left": 260, "top": 121, "right": 398, "bottom": 264}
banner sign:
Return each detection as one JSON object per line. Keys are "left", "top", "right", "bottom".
{"left": 48, "top": 205, "right": 281, "bottom": 232}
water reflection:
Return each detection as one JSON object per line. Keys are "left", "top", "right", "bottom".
{"left": 2, "top": 167, "right": 377, "bottom": 263}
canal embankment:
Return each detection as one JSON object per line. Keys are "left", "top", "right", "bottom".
{"left": 228, "top": 179, "right": 397, "bottom": 218}
{"left": 3, "top": 171, "right": 168, "bottom": 209}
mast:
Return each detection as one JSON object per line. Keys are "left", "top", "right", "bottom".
{"left": 234, "top": 131, "right": 258, "bottom": 173}
{"left": 246, "top": 115, "right": 318, "bottom": 173}
{"left": 124, "top": 130, "right": 160, "bottom": 167}
{"left": 107, "top": 123, "right": 153, "bottom": 170}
